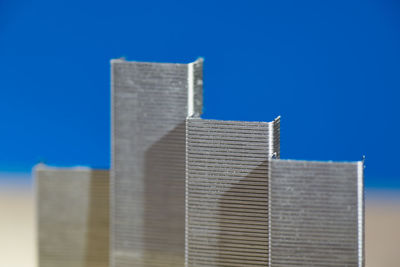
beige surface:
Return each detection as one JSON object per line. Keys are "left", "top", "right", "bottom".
{"left": 366, "top": 202, "right": 400, "bottom": 267}
{"left": 0, "top": 185, "right": 399, "bottom": 267}
{"left": 0, "top": 184, "right": 36, "bottom": 267}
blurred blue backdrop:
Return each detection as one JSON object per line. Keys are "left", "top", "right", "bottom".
{"left": 0, "top": 0, "right": 399, "bottom": 188}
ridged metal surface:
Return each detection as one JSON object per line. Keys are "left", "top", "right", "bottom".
{"left": 35, "top": 165, "right": 109, "bottom": 267}
{"left": 185, "top": 117, "right": 280, "bottom": 267}
{"left": 269, "top": 159, "right": 364, "bottom": 267}
{"left": 111, "top": 59, "right": 202, "bottom": 267}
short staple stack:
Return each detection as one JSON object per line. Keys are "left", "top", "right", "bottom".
{"left": 35, "top": 165, "right": 109, "bottom": 267}
{"left": 269, "top": 160, "right": 364, "bottom": 267}
{"left": 185, "top": 117, "right": 280, "bottom": 267}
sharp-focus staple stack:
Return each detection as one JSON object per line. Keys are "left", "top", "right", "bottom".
{"left": 269, "top": 160, "right": 364, "bottom": 267}
{"left": 186, "top": 117, "right": 279, "bottom": 267}
{"left": 111, "top": 58, "right": 202, "bottom": 267}
{"left": 35, "top": 164, "right": 109, "bottom": 267}
{"left": 35, "top": 58, "right": 365, "bottom": 267}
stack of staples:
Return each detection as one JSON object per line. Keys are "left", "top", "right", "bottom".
{"left": 186, "top": 117, "right": 279, "bottom": 267}
{"left": 35, "top": 164, "right": 109, "bottom": 267}
{"left": 269, "top": 160, "right": 364, "bottom": 266}
{"left": 111, "top": 58, "right": 203, "bottom": 267}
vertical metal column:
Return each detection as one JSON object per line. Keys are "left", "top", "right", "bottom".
{"left": 185, "top": 117, "right": 280, "bottom": 267}
{"left": 111, "top": 59, "right": 203, "bottom": 267}
{"left": 35, "top": 164, "right": 109, "bottom": 267}
{"left": 269, "top": 160, "right": 364, "bottom": 267}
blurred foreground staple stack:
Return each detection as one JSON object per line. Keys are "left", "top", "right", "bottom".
{"left": 35, "top": 164, "right": 109, "bottom": 267}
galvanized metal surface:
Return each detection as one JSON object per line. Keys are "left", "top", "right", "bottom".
{"left": 35, "top": 165, "right": 109, "bottom": 267}
{"left": 111, "top": 58, "right": 202, "bottom": 267}
{"left": 185, "top": 117, "right": 280, "bottom": 267}
{"left": 269, "top": 159, "right": 364, "bottom": 267}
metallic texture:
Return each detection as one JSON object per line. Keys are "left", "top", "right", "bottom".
{"left": 111, "top": 58, "right": 203, "bottom": 267}
{"left": 35, "top": 164, "right": 109, "bottom": 267}
{"left": 185, "top": 117, "right": 280, "bottom": 267}
{"left": 269, "top": 159, "right": 364, "bottom": 267}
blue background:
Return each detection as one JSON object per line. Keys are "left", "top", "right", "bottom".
{"left": 0, "top": 0, "right": 399, "bottom": 188}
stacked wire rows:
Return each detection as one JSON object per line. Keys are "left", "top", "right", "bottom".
{"left": 269, "top": 160, "right": 363, "bottom": 267}
{"left": 111, "top": 59, "right": 202, "bottom": 267}
{"left": 36, "top": 166, "right": 109, "bottom": 267}
{"left": 186, "top": 118, "right": 280, "bottom": 267}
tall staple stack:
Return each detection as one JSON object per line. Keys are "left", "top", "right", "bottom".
{"left": 185, "top": 117, "right": 280, "bottom": 267}
{"left": 111, "top": 58, "right": 203, "bottom": 267}
{"left": 269, "top": 160, "right": 364, "bottom": 267}
{"left": 35, "top": 164, "right": 109, "bottom": 267}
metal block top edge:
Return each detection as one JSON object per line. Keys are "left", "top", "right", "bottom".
{"left": 272, "top": 158, "right": 363, "bottom": 165}
{"left": 110, "top": 57, "right": 203, "bottom": 66}
{"left": 33, "top": 163, "right": 108, "bottom": 173}
{"left": 187, "top": 115, "right": 280, "bottom": 125}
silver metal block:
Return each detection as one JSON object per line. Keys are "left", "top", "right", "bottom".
{"left": 185, "top": 117, "right": 280, "bottom": 267}
{"left": 35, "top": 164, "right": 109, "bottom": 267}
{"left": 269, "top": 159, "right": 364, "bottom": 267}
{"left": 111, "top": 58, "right": 203, "bottom": 267}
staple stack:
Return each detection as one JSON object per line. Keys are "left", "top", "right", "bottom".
{"left": 35, "top": 164, "right": 109, "bottom": 267}
{"left": 186, "top": 118, "right": 279, "bottom": 267}
{"left": 269, "top": 160, "right": 364, "bottom": 266}
{"left": 111, "top": 58, "right": 203, "bottom": 267}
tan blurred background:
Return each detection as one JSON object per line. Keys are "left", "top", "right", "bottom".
{"left": 1, "top": 178, "right": 399, "bottom": 267}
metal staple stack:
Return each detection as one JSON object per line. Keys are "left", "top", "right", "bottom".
{"left": 269, "top": 160, "right": 364, "bottom": 267}
{"left": 186, "top": 117, "right": 280, "bottom": 267}
{"left": 111, "top": 58, "right": 203, "bottom": 267}
{"left": 35, "top": 164, "right": 109, "bottom": 267}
